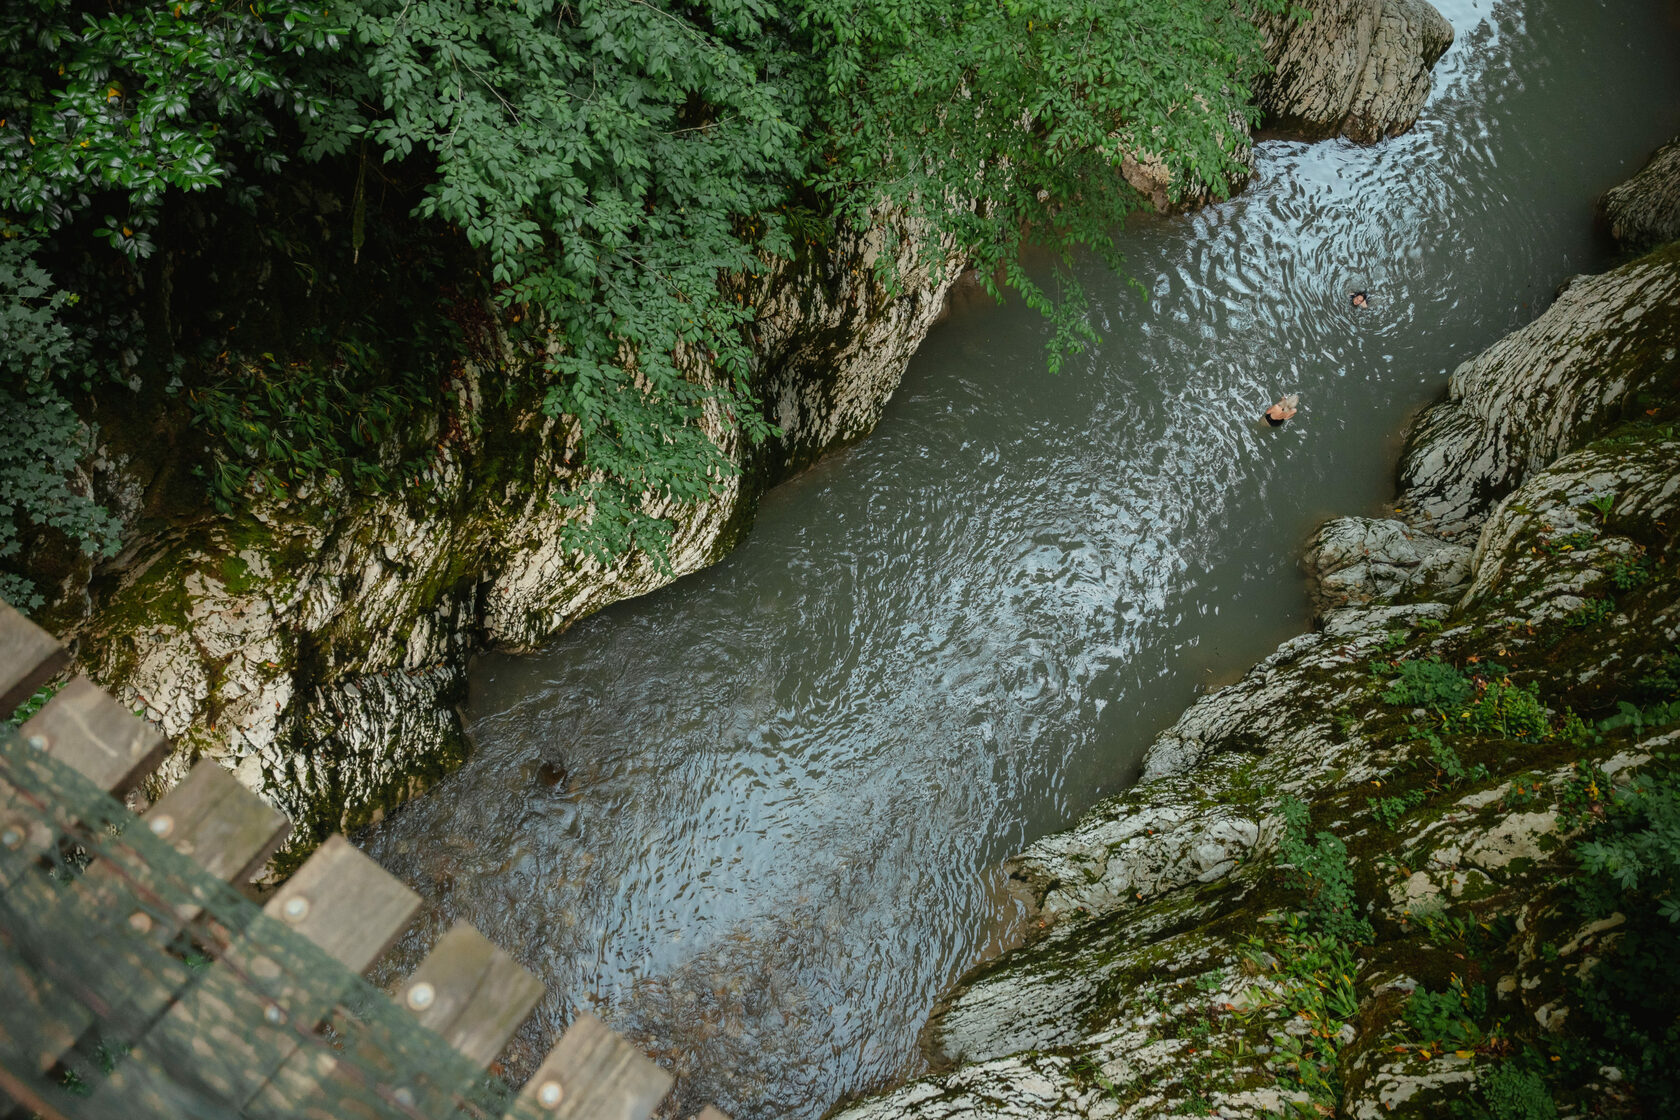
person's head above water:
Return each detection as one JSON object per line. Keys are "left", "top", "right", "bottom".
{"left": 1351, "top": 291, "right": 1369, "bottom": 308}
{"left": 1264, "top": 393, "right": 1299, "bottom": 422}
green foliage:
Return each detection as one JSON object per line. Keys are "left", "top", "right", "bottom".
{"left": 6, "top": 681, "right": 60, "bottom": 727}
{"left": 1562, "top": 769, "right": 1680, "bottom": 1113}
{"left": 1237, "top": 914, "right": 1357, "bottom": 1113}
{"left": 189, "top": 348, "right": 431, "bottom": 512}
{"left": 1607, "top": 553, "right": 1652, "bottom": 592}
{"left": 1380, "top": 657, "right": 1473, "bottom": 712}
{"left": 0, "top": 0, "right": 342, "bottom": 257}
{"left": 1477, "top": 1060, "right": 1557, "bottom": 1120}
{"left": 1558, "top": 760, "right": 1612, "bottom": 831}
{"left": 1540, "top": 528, "right": 1597, "bottom": 554}
{"left": 1563, "top": 597, "right": 1616, "bottom": 630}
{"left": 1636, "top": 650, "right": 1680, "bottom": 701}
{"left": 1573, "top": 776, "right": 1680, "bottom": 922}
{"left": 1428, "top": 738, "right": 1491, "bottom": 787}
{"left": 0, "top": 240, "right": 122, "bottom": 611}
{"left": 1600, "top": 699, "right": 1680, "bottom": 740}
{"left": 1583, "top": 493, "right": 1616, "bottom": 522}
{"left": 5, "top": 0, "right": 1310, "bottom": 568}
{"left": 803, "top": 0, "right": 1289, "bottom": 368}
{"left": 1368, "top": 789, "right": 1425, "bottom": 830}
{"left": 1278, "top": 796, "right": 1372, "bottom": 944}
{"left": 1463, "top": 678, "right": 1549, "bottom": 743}
{"left": 1404, "top": 975, "right": 1490, "bottom": 1052}
{"left": 304, "top": 0, "right": 805, "bottom": 562}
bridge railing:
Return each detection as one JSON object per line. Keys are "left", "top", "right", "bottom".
{"left": 0, "top": 600, "right": 719, "bottom": 1120}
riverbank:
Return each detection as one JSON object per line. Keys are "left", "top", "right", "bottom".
{"left": 832, "top": 151, "right": 1680, "bottom": 1120}
{"left": 21, "top": 0, "right": 1455, "bottom": 865}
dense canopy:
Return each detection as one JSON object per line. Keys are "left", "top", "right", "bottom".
{"left": 0, "top": 0, "right": 1288, "bottom": 591}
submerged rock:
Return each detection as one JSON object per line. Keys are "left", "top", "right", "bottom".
{"left": 1600, "top": 135, "right": 1680, "bottom": 253}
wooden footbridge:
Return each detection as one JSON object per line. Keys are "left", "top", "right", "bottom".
{"left": 0, "top": 601, "right": 729, "bottom": 1120}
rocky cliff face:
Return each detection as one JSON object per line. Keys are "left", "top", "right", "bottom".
{"left": 1253, "top": 0, "right": 1454, "bottom": 142}
{"left": 832, "top": 249, "right": 1680, "bottom": 1116}
{"left": 52, "top": 0, "right": 1453, "bottom": 863}
{"left": 71, "top": 213, "right": 959, "bottom": 862}
{"left": 1599, "top": 135, "right": 1680, "bottom": 254}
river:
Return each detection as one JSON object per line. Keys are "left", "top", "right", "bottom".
{"left": 360, "top": 2, "right": 1680, "bottom": 1116}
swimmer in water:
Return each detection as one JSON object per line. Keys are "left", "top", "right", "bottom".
{"left": 1264, "top": 393, "right": 1299, "bottom": 426}
{"left": 1351, "top": 291, "right": 1369, "bottom": 308}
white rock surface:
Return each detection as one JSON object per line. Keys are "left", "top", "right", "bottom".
{"left": 1600, "top": 136, "right": 1680, "bottom": 253}
{"left": 1253, "top": 0, "right": 1454, "bottom": 142}
{"left": 1397, "top": 244, "right": 1680, "bottom": 541}
{"left": 1303, "top": 516, "right": 1473, "bottom": 612}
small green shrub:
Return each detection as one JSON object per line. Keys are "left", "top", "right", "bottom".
{"left": 1583, "top": 494, "right": 1617, "bottom": 522}
{"left": 1429, "top": 739, "right": 1491, "bottom": 789}
{"left": 1478, "top": 1061, "right": 1557, "bottom": 1120}
{"left": 1607, "top": 554, "right": 1653, "bottom": 592}
{"left": 189, "top": 348, "right": 433, "bottom": 513}
{"left": 1279, "top": 797, "right": 1373, "bottom": 944}
{"left": 0, "top": 241, "right": 123, "bottom": 611}
{"left": 1464, "top": 678, "right": 1549, "bottom": 742}
{"left": 1368, "top": 790, "right": 1426, "bottom": 830}
{"left": 1404, "top": 975, "right": 1490, "bottom": 1051}
{"left": 1563, "top": 598, "right": 1616, "bottom": 630}
{"left": 1381, "top": 658, "right": 1473, "bottom": 713}
{"left": 1541, "top": 529, "right": 1598, "bottom": 554}
{"left": 1562, "top": 771, "right": 1680, "bottom": 1113}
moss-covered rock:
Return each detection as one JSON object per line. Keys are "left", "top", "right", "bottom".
{"left": 830, "top": 230, "right": 1680, "bottom": 1120}
{"left": 1600, "top": 135, "right": 1680, "bottom": 254}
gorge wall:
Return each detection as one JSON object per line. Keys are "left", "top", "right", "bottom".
{"left": 36, "top": 0, "right": 1455, "bottom": 864}
{"left": 831, "top": 154, "right": 1680, "bottom": 1120}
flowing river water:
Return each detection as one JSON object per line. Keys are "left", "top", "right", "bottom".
{"left": 362, "top": 2, "right": 1680, "bottom": 1115}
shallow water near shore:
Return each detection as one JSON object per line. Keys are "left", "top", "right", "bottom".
{"left": 361, "top": 2, "right": 1680, "bottom": 1115}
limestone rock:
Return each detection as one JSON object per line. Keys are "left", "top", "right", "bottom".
{"left": 74, "top": 209, "right": 963, "bottom": 861}
{"left": 1397, "top": 242, "right": 1680, "bottom": 542}
{"left": 1600, "top": 136, "right": 1680, "bottom": 253}
{"left": 835, "top": 224, "right": 1680, "bottom": 1120}
{"left": 1253, "top": 0, "right": 1454, "bottom": 142}
{"left": 1459, "top": 432, "right": 1680, "bottom": 626}
{"left": 1303, "top": 516, "right": 1472, "bottom": 612}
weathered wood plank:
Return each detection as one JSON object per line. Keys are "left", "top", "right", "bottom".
{"left": 398, "top": 921, "right": 545, "bottom": 1066}
{"left": 20, "top": 677, "right": 167, "bottom": 796}
{"left": 248, "top": 918, "right": 542, "bottom": 1120}
{"left": 139, "top": 759, "right": 291, "bottom": 893}
{"left": 87, "top": 835, "right": 421, "bottom": 1117}
{"left": 8, "top": 760, "right": 291, "bottom": 1074}
{"left": 261, "top": 835, "right": 421, "bottom": 972}
{"left": 511, "top": 1013, "right": 673, "bottom": 1120}
{"left": 0, "top": 600, "right": 67, "bottom": 716}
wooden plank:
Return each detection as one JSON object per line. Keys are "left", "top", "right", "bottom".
{"left": 397, "top": 921, "right": 545, "bottom": 1066}
{"left": 0, "top": 600, "right": 67, "bottom": 716}
{"left": 510, "top": 1013, "right": 673, "bottom": 1120}
{"left": 87, "top": 835, "right": 421, "bottom": 1117}
{"left": 11, "top": 760, "right": 291, "bottom": 1074}
{"left": 21, "top": 677, "right": 168, "bottom": 796}
{"left": 260, "top": 835, "right": 421, "bottom": 972}
{"left": 248, "top": 918, "right": 541, "bottom": 1120}
{"left": 140, "top": 759, "right": 291, "bottom": 895}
